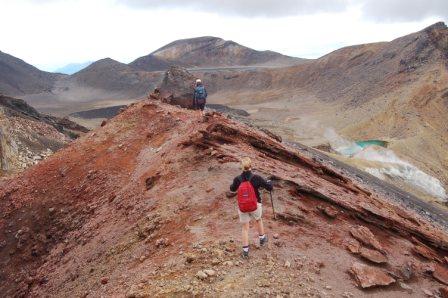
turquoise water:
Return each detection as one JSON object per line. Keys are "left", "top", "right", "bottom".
{"left": 356, "top": 140, "right": 388, "bottom": 148}
{"left": 337, "top": 140, "right": 388, "bottom": 156}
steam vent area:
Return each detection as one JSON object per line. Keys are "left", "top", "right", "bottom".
{"left": 1, "top": 97, "right": 448, "bottom": 297}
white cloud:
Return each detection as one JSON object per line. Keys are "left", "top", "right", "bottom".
{"left": 116, "top": 0, "right": 349, "bottom": 17}
{"left": 360, "top": 0, "right": 448, "bottom": 22}
{"left": 0, "top": 0, "right": 444, "bottom": 70}
{"left": 117, "top": 0, "right": 448, "bottom": 21}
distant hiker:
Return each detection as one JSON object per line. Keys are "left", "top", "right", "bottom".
{"left": 230, "top": 157, "right": 273, "bottom": 258}
{"left": 193, "top": 79, "right": 207, "bottom": 114}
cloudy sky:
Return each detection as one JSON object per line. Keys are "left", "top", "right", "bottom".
{"left": 1, "top": 0, "right": 446, "bottom": 71}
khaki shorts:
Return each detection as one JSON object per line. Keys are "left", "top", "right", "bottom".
{"left": 238, "top": 203, "right": 262, "bottom": 223}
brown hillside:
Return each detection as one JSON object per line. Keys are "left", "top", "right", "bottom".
{"left": 0, "top": 51, "right": 64, "bottom": 96}
{"left": 202, "top": 22, "right": 448, "bottom": 203}
{"left": 70, "top": 58, "right": 162, "bottom": 98}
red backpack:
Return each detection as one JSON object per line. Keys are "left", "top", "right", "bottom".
{"left": 237, "top": 174, "right": 258, "bottom": 213}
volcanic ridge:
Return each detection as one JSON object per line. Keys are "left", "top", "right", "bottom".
{"left": 0, "top": 97, "right": 447, "bottom": 297}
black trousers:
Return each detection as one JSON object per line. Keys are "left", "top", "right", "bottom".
{"left": 194, "top": 99, "right": 206, "bottom": 111}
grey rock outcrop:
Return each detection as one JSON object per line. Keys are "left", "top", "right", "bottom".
{"left": 158, "top": 66, "right": 197, "bottom": 109}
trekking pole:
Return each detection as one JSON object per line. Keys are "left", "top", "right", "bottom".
{"left": 269, "top": 190, "right": 276, "bottom": 220}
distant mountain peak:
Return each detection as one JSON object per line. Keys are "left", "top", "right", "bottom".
{"left": 152, "top": 36, "right": 225, "bottom": 54}
{"left": 425, "top": 21, "right": 447, "bottom": 31}
{"left": 75, "top": 58, "right": 130, "bottom": 74}
{"left": 94, "top": 57, "right": 122, "bottom": 65}
{"left": 55, "top": 61, "right": 92, "bottom": 75}
{"left": 129, "top": 36, "right": 302, "bottom": 71}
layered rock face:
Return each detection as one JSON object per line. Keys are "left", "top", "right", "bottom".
{"left": 0, "top": 111, "right": 58, "bottom": 172}
{"left": 0, "top": 99, "right": 447, "bottom": 297}
{"left": 0, "top": 95, "right": 88, "bottom": 175}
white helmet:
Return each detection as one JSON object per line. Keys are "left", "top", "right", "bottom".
{"left": 196, "top": 79, "right": 202, "bottom": 84}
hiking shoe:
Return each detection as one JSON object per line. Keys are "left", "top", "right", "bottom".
{"left": 242, "top": 250, "right": 249, "bottom": 259}
{"left": 260, "top": 235, "right": 268, "bottom": 247}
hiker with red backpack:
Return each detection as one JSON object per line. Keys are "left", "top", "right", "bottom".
{"left": 193, "top": 79, "right": 207, "bottom": 115}
{"left": 230, "top": 157, "right": 273, "bottom": 258}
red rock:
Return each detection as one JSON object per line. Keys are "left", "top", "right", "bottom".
{"left": 260, "top": 127, "right": 282, "bottom": 142}
{"left": 274, "top": 240, "right": 285, "bottom": 247}
{"left": 440, "top": 287, "right": 448, "bottom": 298}
{"left": 345, "top": 238, "right": 361, "bottom": 254}
{"left": 297, "top": 203, "right": 311, "bottom": 214}
{"left": 433, "top": 264, "right": 448, "bottom": 285}
{"left": 413, "top": 244, "right": 441, "bottom": 262}
{"left": 155, "top": 238, "right": 169, "bottom": 248}
{"left": 317, "top": 205, "right": 339, "bottom": 219}
{"left": 350, "top": 262, "right": 395, "bottom": 288}
{"left": 323, "top": 206, "right": 339, "bottom": 218}
{"left": 225, "top": 244, "right": 236, "bottom": 252}
{"left": 422, "top": 263, "right": 436, "bottom": 273}
{"left": 359, "top": 247, "right": 388, "bottom": 264}
{"left": 350, "top": 226, "right": 384, "bottom": 253}
{"left": 100, "top": 277, "right": 108, "bottom": 284}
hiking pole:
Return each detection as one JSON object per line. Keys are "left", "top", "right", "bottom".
{"left": 269, "top": 190, "right": 276, "bottom": 220}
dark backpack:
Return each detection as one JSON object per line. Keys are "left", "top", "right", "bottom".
{"left": 237, "top": 174, "right": 258, "bottom": 213}
{"left": 194, "top": 85, "right": 207, "bottom": 104}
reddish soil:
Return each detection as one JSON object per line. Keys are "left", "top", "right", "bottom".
{"left": 0, "top": 100, "right": 447, "bottom": 297}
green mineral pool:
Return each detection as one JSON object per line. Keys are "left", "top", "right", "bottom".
{"left": 356, "top": 140, "right": 388, "bottom": 148}
{"left": 338, "top": 140, "right": 388, "bottom": 156}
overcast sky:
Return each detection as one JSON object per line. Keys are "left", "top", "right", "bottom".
{"left": 1, "top": 0, "right": 446, "bottom": 71}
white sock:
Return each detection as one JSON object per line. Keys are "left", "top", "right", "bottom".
{"left": 243, "top": 246, "right": 249, "bottom": 252}
{"left": 259, "top": 234, "right": 266, "bottom": 240}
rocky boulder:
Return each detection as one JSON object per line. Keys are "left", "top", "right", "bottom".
{"left": 350, "top": 226, "right": 384, "bottom": 253}
{"left": 413, "top": 243, "right": 442, "bottom": 262}
{"left": 158, "top": 66, "right": 197, "bottom": 109}
{"left": 433, "top": 264, "right": 448, "bottom": 285}
{"left": 345, "top": 238, "right": 361, "bottom": 254}
{"left": 349, "top": 262, "right": 395, "bottom": 288}
{"left": 317, "top": 205, "right": 339, "bottom": 219}
{"left": 359, "top": 247, "right": 388, "bottom": 264}
{"left": 440, "top": 287, "right": 448, "bottom": 298}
